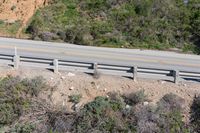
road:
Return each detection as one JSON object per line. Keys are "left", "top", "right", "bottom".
{"left": 0, "top": 37, "right": 200, "bottom": 72}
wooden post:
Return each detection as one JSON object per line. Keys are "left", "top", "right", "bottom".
{"left": 13, "top": 55, "right": 20, "bottom": 69}
{"left": 133, "top": 66, "right": 137, "bottom": 81}
{"left": 173, "top": 70, "right": 179, "bottom": 84}
{"left": 53, "top": 59, "right": 59, "bottom": 73}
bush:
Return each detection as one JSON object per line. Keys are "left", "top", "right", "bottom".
{"left": 158, "top": 93, "right": 185, "bottom": 112}
{"left": 75, "top": 96, "right": 135, "bottom": 132}
{"left": 135, "top": 93, "right": 189, "bottom": 133}
{"left": 47, "top": 111, "right": 76, "bottom": 133}
{"left": 124, "top": 90, "right": 147, "bottom": 105}
{"left": 157, "top": 94, "right": 189, "bottom": 133}
{"left": 21, "top": 76, "right": 48, "bottom": 97}
{"left": 0, "top": 76, "right": 48, "bottom": 126}
{"left": 0, "top": 103, "right": 19, "bottom": 125}
{"left": 0, "top": 77, "right": 28, "bottom": 125}
{"left": 68, "top": 94, "right": 82, "bottom": 104}
{"left": 11, "top": 5, "right": 16, "bottom": 11}
{"left": 190, "top": 95, "right": 200, "bottom": 132}
{"left": 11, "top": 122, "right": 36, "bottom": 133}
{"left": 134, "top": 105, "right": 160, "bottom": 133}
{"left": 0, "top": 20, "right": 4, "bottom": 25}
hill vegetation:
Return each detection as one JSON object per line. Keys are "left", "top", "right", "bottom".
{"left": 26, "top": 0, "right": 200, "bottom": 53}
{"left": 1, "top": 76, "right": 200, "bottom": 133}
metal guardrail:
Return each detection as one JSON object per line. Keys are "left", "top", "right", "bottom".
{"left": 0, "top": 53, "right": 200, "bottom": 83}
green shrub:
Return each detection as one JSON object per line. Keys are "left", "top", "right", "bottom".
{"left": 0, "top": 103, "right": 18, "bottom": 125}
{"left": 11, "top": 122, "right": 36, "bottom": 133}
{"left": 68, "top": 94, "right": 82, "bottom": 104}
{"left": 11, "top": 5, "right": 16, "bottom": 11}
{"left": 157, "top": 94, "right": 189, "bottom": 133}
{"left": 124, "top": 90, "right": 147, "bottom": 105}
{"left": 0, "top": 77, "right": 27, "bottom": 125}
{"left": 0, "top": 76, "right": 48, "bottom": 126}
{"left": 75, "top": 96, "right": 135, "bottom": 132}
{"left": 0, "top": 20, "right": 4, "bottom": 25}
{"left": 159, "top": 110, "right": 190, "bottom": 133}
{"left": 21, "top": 76, "right": 47, "bottom": 97}
{"left": 135, "top": 93, "right": 189, "bottom": 133}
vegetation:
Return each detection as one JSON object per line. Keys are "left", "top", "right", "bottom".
{"left": 1, "top": 76, "right": 199, "bottom": 133}
{"left": 190, "top": 95, "right": 200, "bottom": 132}
{"left": 124, "top": 89, "right": 147, "bottom": 105}
{"left": 0, "top": 20, "right": 21, "bottom": 36}
{"left": 46, "top": 91, "right": 191, "bottom": 133}
{"left": 26, "top": 0, "right": 200, "bottom": 53}
{"left": 0, "top": 76, "right": 49, "bottom": 132}
{"left": 69, "top": 94, "right": 82, "bottom": 104}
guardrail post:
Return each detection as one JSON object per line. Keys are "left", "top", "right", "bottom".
{"left": 173, "top": 70, "right": 179, "bottom": 84}
{"left": 133, "top": 66, "right": 138, "bottom": 81}
{"left": 93, "top": 62, "right": 99, "bottom": 78}
{"left": 13, "top": 55, "right": 20, "bottom": 69}
{"left": 53, "top": 59, "right": 59, "bottom": 73}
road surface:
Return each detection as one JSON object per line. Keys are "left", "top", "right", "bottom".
{"left": 0, "top": 37, "right": 200, "bottom": 72}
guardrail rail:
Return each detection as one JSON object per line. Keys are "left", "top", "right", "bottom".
{"left": 0, "top": 53, "right": 200, "bottom": 84}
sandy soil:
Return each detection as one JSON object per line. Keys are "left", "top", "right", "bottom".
{"left": 0, "top": 0, "right": 48, "bottom": 37}
{"left": 0, "top": 65, "right": 199, "bottom": 123}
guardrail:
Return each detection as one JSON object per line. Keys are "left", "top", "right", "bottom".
{"left": 0, "top": 53, "right": 200, "bottom": 84}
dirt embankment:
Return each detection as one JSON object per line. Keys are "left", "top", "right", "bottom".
{"left": 0, "top": 0, "right": 48, "bottom": 37}
{"left": 0, "top": 66, "right": 199, "bottom": 123}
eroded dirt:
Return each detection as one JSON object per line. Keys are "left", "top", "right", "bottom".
{"left": 0, "top": 0, "right": 48, "bottom": 37}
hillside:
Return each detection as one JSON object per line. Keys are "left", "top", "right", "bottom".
{"left": 0, "top": 67, "right": 200, "bottom": 132}
{"left": 0, "top": 0, "right": 199, "bottom": 53}
{"left": 26, "top": 0, "right": 200, "bottom": 54}
{"left": 0, "top": 0, "right": 48, "bottom": 37}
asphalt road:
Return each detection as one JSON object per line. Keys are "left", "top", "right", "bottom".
{"left": 0, "top": 37, "right": 200, "bottom": 72}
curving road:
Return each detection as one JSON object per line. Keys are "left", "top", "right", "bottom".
{"left": 0, "top": 37, "right": 200, "bottom": 72}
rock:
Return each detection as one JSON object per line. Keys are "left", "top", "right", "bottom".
{"left": 69, "top": 86, "right": 74, "bottom": 90}
{"left": 5, "top": 19, "right": 16, "bottom": 24}
{"left": 103, "top": 88, "right": 107, "bottom": 92}
{"left": 143, "top": 101, "right": 149, "bottom": 106}
{"left": 50, "top": 77, "right": 54, "bottom": 80}
{"left": 161, "top": 81, "right": 166, "bottom": 84}
{"left": 67, "top": 72, "right": 75, "bottom": 77}
{"left": 74, "top": 103, "right": 82, "bottom": 112}
{"left": 61, "top": 76, "right": 65, "bottom": 79}
{"left": 96, "top": 85, "right": 100, "bottom": 89}
{"left": 125, "top": 105, "right": 131, "bottom": 109}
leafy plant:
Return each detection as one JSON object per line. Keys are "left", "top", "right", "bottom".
{"left": 68, "top": 94, "right": 82, "bottom": 104}
{"left": 11, "top": 122, "right": 36, "bottom": 133}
